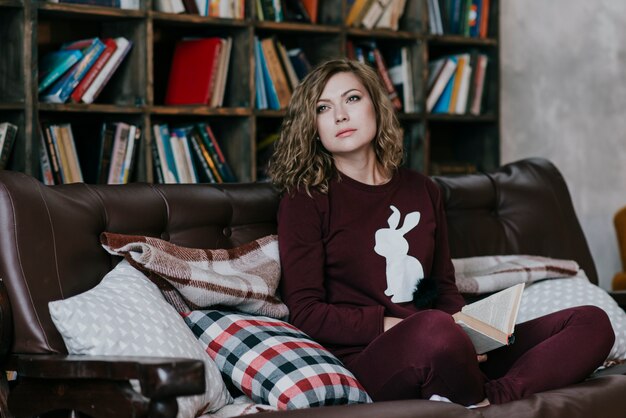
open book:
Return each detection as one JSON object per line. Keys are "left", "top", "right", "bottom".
{"left": 453, "top": 283, "right": 525, "bottom": 354}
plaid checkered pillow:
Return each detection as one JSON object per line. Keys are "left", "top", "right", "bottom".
{"left": 183, "top": 310, "right": 372, "bottom": 410}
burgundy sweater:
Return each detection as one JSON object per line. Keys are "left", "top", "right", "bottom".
{"left": 277, "top": 168, "right": 466, "bottom": 361}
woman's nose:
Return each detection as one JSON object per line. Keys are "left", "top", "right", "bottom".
{"left": 335, "top": 106, "right": 349, "bottom": 123}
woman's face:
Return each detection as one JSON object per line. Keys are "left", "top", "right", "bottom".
{"left": 315, "top": 71, "right": 377, "bottom": 163}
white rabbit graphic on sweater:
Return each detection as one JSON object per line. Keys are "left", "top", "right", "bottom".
{"left": 374, "top": 205, "right": 424, "bottom": 303}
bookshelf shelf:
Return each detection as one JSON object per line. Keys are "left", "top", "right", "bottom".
{"left": 38, "top": 3, "right": 144, "bottom": 18}
{"left": 1, "top": 0, "right": 499, "bottom": 183}
{"left": 38, "top": 103, "right": 145, "bottom": 114}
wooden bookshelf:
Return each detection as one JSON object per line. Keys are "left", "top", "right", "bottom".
{"left": 0, "top": 0, "right": 499, "bottom": 183}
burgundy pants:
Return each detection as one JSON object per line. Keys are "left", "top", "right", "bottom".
{"left": 345, "top": 306, "right": 614, "bottom": 405}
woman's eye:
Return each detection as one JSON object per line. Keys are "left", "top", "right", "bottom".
{"left": 347, "top": 95, "right": 361, "bottom": 103}
{"left": 316, "top": 105, "right": 328, "bottom": 113}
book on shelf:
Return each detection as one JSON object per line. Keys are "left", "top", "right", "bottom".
{"left": 361, "top": 0, "right": 393, "bottom": 29}
{"left": 154, "top": 0, "right": 185, "bottom": 14}
{"left": 39, "top": 127, "right": 55, "bottom": 186}
{"left": 281, "top": 0, "right": 312, "bottom": 23}
{"left": 374, "top": 0, "right": 407, "bottom": 30}
{"left": 254, "top": 37, "right": 269, "bottom": 110}
{"left": 470, "top": 54, "right": 488, "bottom": 115}
{"left": 452, "top": 283, "right": 525, "bottom": 354}
{"left": 41, "top": 38, "right": 106, "bottom": 104}
{"left": 433, "top": 0, "right": 489, "bottom": 37}
{"left": 152, "top": 124, "right": 179, "bottom": 184}
{"left": 47, "top": 0, "right": 140, "bottom": 10}
{"left": 427, "top": 0, "right": 443, "bottom": 34}
{"left": 301, "top": 0, "right": 318, "bottom": 23}
{"left": 287, "top": 48, "right": 313, "bottom": 81}
{"left": 275, "top": 40, "right": 300, "bottom": 92}
{"left": 260, "top": 37, "right": 292, "bottom": 109}
{"left": 426, "top": 56, "right": 457, "bottom": 113}
{"left": 210, "top": 37, "right": 233, "bottom": 108}
{"left": 40, "top": 124, "right": 63, "bottom": 184}
{"left": 151, "top": 123, "right": 235, "bottom": 184}
{"left": 0, "top": 122, "right": 18, "bottom": 171}
{"left": 196, "top": 122, "right": 236, "bottom": 182}
{"left": 80, "top": 37, "right": 132, "bottom": 104}
{"left": 103, "top": 122, "right": 142, "bottom": 184}
{"left": 70, "top": 38, "right": 117, "bottom": 104}
{"left": 447, "top": 53, "right": 469, "bottom": 114}
{"left": 97, "top": 123, "right": 117, "bottom": 184}
{"left": 387, "top": 46, "right": 416, "bottom": 113}
{"left": 255, "top": 37, "right": 280, "bottom": 110}
{"left": 345, "top": 0, "right": 373, "bottom": 27}
{"left": 164, "top": 37, "right": 225, "bottom": 106}
{"left": 38, "top": 50, "right": 83, "bottom": 94}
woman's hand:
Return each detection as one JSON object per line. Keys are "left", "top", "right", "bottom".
{"left": 477, "top": 354, "right": 488, "bottom": 363}
{"left": 383, "top": 316, "right": 403, "bottom": 331}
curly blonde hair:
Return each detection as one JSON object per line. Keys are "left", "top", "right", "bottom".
{"left": 267, "top": 58, "right": 404, "bottom": 194}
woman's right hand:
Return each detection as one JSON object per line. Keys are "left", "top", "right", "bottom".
{"left": 383, "top": 316, "right": 403, "bottom": 331}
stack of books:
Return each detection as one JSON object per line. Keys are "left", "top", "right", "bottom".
{"left": 152, "top": 123, "right": 236, "bottom": 184}
{"left": 164, "top": 37, "right": 232, "bottom": 107}
{"left": 345, "top": 0, "right": 408, "bottom": 30}
{"left": 255, "top": 37, "right": 312, "bottom": 110}
{"left": 428, "top": 0, "right": 491, "bottom": 37}
{"left": 256, "top": 0, "right": 318, "bottom": 23}
{"left": 154, "top": 0, "right": 245, "bottom": 17}
{"left": 39, "top": 121, "right": 142, "bottom": 185}
{"left": 426, "top": 52, "right": 489, "bottom": 115}
{"left": 38, "top": 37, "right": 133, "bottom": 105}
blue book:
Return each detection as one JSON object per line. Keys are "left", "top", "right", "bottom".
{"left": 40, "top": 38, "right": 106, "bottom": 104}
{"left": 432, "top": 71, "right": 455, "bottom": 114}
{"left": 254, "top": 36, "right": 268, "bottom": 109}
{"left": 38, "top": 50, "right": 83, "bottom": 93}
{"left": 256, "top": 38, "right": 280, "bottom": 110}
{"left": 158, "top": 124, "right": 180, "bottom": 183}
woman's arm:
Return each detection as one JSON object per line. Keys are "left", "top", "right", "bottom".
{"left": 278, "top": 191, "right": 385, "bottom": 346}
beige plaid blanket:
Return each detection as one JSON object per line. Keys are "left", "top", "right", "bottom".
{"left": 453, "top": 255, "right": 580, "bottom": 294}
{"left": 101, "top": 232, "right": 289, "bottom": 319}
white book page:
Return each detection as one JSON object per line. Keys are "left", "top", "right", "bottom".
{"left": 460, "top": 283, "right": 525, "bottom": 333}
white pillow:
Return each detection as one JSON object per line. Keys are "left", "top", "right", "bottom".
{"left": 48, "top": 260, "right": 232, "bottom": 418}
{"left": 517, "top": 276, "right": 626, "bottom": 361}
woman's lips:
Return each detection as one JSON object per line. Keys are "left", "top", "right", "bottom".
{"left": 336, "top": 129, "right": 356, "bottom": 138}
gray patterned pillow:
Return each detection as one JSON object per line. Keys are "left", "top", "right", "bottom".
{"left": 48, "top": 259, "right": 232, "bottom": 418}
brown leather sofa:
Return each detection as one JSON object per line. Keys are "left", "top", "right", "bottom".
{"left": 1, "top": 157, "right": 625, "bottom": 417}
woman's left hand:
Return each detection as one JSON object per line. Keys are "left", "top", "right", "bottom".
{"left": 477, "top": 354, "right": 488, "bottom": 363}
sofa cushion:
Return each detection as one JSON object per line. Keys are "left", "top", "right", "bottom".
{"left": 100, "top": 232, "right": 288, "bottom": 319}
{"left": 517, "top": 276, "right": 626, "bottom": 361}
{"left": 48, "top": 260, "right": 232, "bottom": 418}
{"left": 184, "top": 310, "right": 372, "bottom": 410}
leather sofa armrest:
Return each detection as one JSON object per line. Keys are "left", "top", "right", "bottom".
{"left": 8, "top": 354, "right": 205, "bottom": 417}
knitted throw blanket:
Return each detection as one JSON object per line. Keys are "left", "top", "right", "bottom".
{"left": 453, "top": 255, "right": 580, "bottom": 295}
{"left": 101, "top": 232, "right": 289, "bottom": 319}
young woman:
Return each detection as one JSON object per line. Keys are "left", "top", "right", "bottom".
{"left": 268, "top": 58, "right": 614, "bottom": 406}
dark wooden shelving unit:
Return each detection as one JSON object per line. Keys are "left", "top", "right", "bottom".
{"left": 0, "top": 0, "right": 499, "bottom": 183}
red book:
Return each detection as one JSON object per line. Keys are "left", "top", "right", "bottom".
{"left": 164, "top": 38, "right": 223, "bottom": 105}
{"left": 70, "top": 38, "right": 117, "bottom": 103}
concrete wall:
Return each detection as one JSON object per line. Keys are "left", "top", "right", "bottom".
{"left": 500, "top": 1, "right": 626, "bottom": 289}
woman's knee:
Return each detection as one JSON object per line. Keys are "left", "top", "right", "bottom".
{"left": 569, "top": 305, "right": 615, "bottom": 348}
{"left": 402, "top": 310, "right": 475, "bottom": 362}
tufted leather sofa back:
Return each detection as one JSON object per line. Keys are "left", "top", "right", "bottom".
{"left": 0, "top": 157, "right": 596, "bottom": 355}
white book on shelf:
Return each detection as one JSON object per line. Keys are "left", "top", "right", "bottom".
{"left": 401, "top": 47, "right": 415, "bottom": 113}
{"left": 361, "top": 0, "right": 393, "bottom": 29}
{"left": 210, "top": 37, "right": 232, "bottom": 108}
{"left": 107, "top": 122, "right": 130, "bottom": 185}
{"left": 426, "top": 57, "right": 457, "bottom": 112}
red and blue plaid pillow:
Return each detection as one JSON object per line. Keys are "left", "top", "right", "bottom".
{"left": 183, "top": 310, "right": 372, "bottom": 410}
